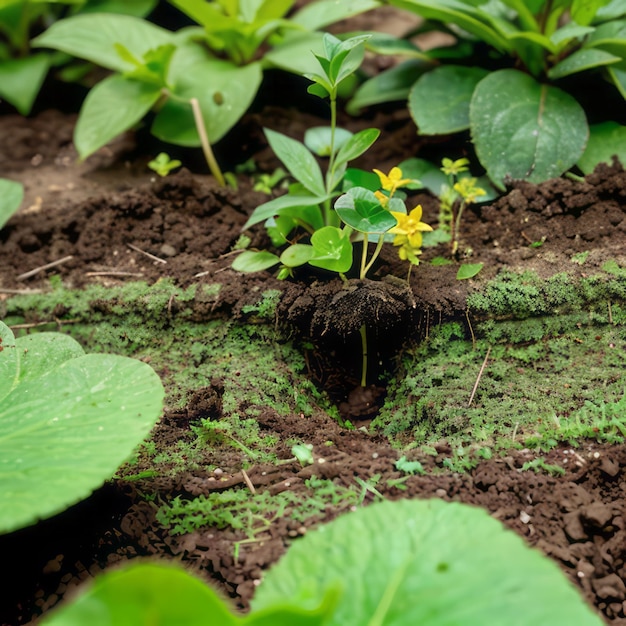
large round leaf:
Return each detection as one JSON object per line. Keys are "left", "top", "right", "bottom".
{"left": 0, "top": 324, "right": 164, "bottom": 534}
{"left": 253, "top": 499, "right": 603, "bottom": 625}
{"left": 409, "top": 65, "right": 488, "bottom": 134}
{"left": 470, "top": 69, "right": 588, "bottom": 188}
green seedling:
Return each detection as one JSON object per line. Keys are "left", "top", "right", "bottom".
{"left": 0, "top": 0, "right": 157, "bottom": 115}
{"left": 40, "top": 499, "right": 602, "bottom": 625}
{"left": 0, "top": 320, "right": 164, "bottom": 535}
{"left": 353, "top": 0, "right": 626, "bottom": 187}
{"left": 147, "top": 152, "right": 182, "bottom": 177}
{"left": 0, "top": 177, "right": 23, "bottom": 230}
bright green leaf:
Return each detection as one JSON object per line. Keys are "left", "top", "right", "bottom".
{"left": 252, "top": 499, "right": 604, "bottom": 625}
{"left": 280, "top": 244, "right": 315, "bottom": 268}
{"left": 0, "top": 323, "right": 164, "bottom": 534}
{"left": 0, "top": 177, "right": 23, "bottom": 231}
{"left": 290, "top": 0, "right": 380, "bottom": 30}
{"left": 0, "top": 53, "right": 50, "bottom": 114}
{"left": 578, "top": 121, "right": 626, "bottom": 173}
{"left": 470, "top": 69, "right": 588, "bottom": 188}
{"left": 342, "top": 168, "right": 381, "bottom": 192}
{"left": 231, "top": 250, "right": 280, "bottom": 272}
{"left": 264, "top": 129, "right": 326, "bottom": 197}
{"left": 74, "top": 75, "right": 162, "bottom": 159}
{"left": 457, "top": 263, "right": 484, "bottom": 279}
{"left": 548, "top": 47, "right": 621, "bottom": 78}
{"left": 309, "top": 226, "right": 353, "bottom": 273}
{"left": 410, "top": 65, "right": 489, "bottom": 134}
{"left": 40, "top": 563, "right": 239, "bottom": 626}
{"left": 304, "top": 127, "right": 353, "bottom": 157}
{"left": 333, "top": 128, "right": 381, "bottom": 169}
{"left": 243, "top": 194, "right": 327, "bottom": 230}
{"left": 335, "top": 188, "right": 397, "bottom": 234}
{"left": 32, "top": 13, "right": 173, "bottom": 73}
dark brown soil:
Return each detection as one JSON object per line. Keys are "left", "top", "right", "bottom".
{"left": 2, "top": 102, "right": 626, "bottom": 624}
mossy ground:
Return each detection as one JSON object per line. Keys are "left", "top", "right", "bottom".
{"left": 4, "top": 265, "right": 626, "bottom": 528}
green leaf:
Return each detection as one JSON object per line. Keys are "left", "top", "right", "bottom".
{"left": 470, "top": 69, "right": 588, "bottom": 188}
{"left": 264, "top": 129, "right": 326, "bottom": 197}
{"left": 280, "top": 244, "right": 315, "bottom": 268}
{"left": 0, "top": 323, "right": 164, "bottom": 534}
{"left": 309, "top": 226, "right": 353, "bottom": 273}
{"left": 607, "top": 64, "right": 626, "bottom": 98}
{"left": 252, "top": 499, "right": 604, "bottom": 625}
{"left": 0, "top": 177, "right": 23, "bottom": 231}
{"left": 264, "top": 32, "right": 327, "bottom": 76}
{"left": 290, "top": 0, "right": 380, "bottom": 30}
{"left": 572, "top": 0, "right": 609, "bottom": 25}
{"left": 74, "top": 75, "right": 162, "bottom": 159}
{"left": 0, "top": 53, "right": 50, "bottom": 114}
{"left": 153, "top": 60, "right": 262, "bottom": 145}
{"left": 333, "top": 128, "right": 381, "bottom": 168}
{"left": 335, "top": 188, "right": 397, "bottom": 234}
{"left": 32, "top": 13, "right": 173, "bottom": 73}
{"left": 409, "top": 65, "right": 489, "bottom": 134}
{"left": 40, "top": 563, "right": 240, "bottom": 626}
{"left": 397, "top": 157, "right": 446, "bottom": 194}
{"left": 342, "top": 168, "right": 381, "bottom": 192}
{"left": 231, "top": 250, "right": 280, "bottom": 273}
{"left": 0, "top": 321, "right": 18, "bottom": 403}
{"left": 548, "top": 47, "right": 621, "bottom": 79}
{"left": 304, "top": 127, "right": 353, "bottom": 157}
{"left": 457, "top": 263, "right": 484, "bottom": 280}
{"left": 585, "top": 19, "right": 626, "bottom": 56}
{"left": 578, "top": 121, "right": 626, "bottom": 173}
{"left": 242, "top": 194, "right": 327, "bottom": 230}
{"left": 347, "top": 59, "right": 433, "bottom": 114}
{"left": 364, "top": 32, "right": 429, "bottom": 58}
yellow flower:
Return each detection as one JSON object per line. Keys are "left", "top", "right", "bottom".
{"left": 389, "top": 204, "right": 433, "bottom": 249}
{"left": 373, "top": 167, "right": 412, "bottom": 195}
{"left": 374, "top": 189, "right": 388, "bottom": 207}
{"left": 453, "top": 177, "right": 486, "bottom": 204}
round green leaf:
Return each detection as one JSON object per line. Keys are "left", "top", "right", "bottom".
{"left": 410, "top": 65, "right": 489, "bottom": 134}
{"left": 231, "top": 250, "right": 280, "bottom": 273}
{"left": 304, "top": 127, "right": 353, "bottom": 157}
{"left": 578, "top": 121, "right": 626, "bottom": 174}
{"left": 335, "top": 187, "right": 397, "bottom": 233}
{"left": 252, "top": 499, "right": 604, "bottom": 625}
{"left": 153, "top": 60, "right": 262, "bottom": 145}
{"left": 470, "top": 69, "right": 588, "bottom": 188}
{"left": 0, "top": 177, "right": 23, "bottom": 230}
{"left": 40, "top": 563, "right": 239, "bottom": 626}
{"left": 457, "top": 262, "right": 484, "bottom": 280}
{"left": 309, "top": 226, "right": 353, "bottom": 273}
{"left": 0, "top": 351, "right": 164, "bottom": 534}
{"left": 280, "top": 244, "right": 315, "bottom": 268}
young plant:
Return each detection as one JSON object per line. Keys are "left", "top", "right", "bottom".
{"left": 0, "top": 177, "right": 23, "bottom": 230}
{"left": 0, "top": 0, "right": 157, "bottom": 115}
{"left": 148, "top": 152, "right": 182, "bottom": 177}
{"left": 0, "top": 321, "right": 164, "bottom": 534}
{"left": 353, "top": 0, "right": 626, "bottom": 187}
{"left": 39, "top": 499, "right": 603, "bottom": 625}
{"left": 31, "top": 1, "right": 379, "bottom": 184}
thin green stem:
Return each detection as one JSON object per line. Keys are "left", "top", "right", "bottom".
{"left": 361, "top": 236, "right": 385, "bottom": 280}
{"left": 189, "top": 97, "right": 226, "bottom": 187}
{"left": 359, "top": 324, "right": 368, "bottom": 388}
{"left": 360, "top": 233, "right": 369, "bottom": 279}
{"left": 452, "top": 200, "right": 466, "bottom": 256}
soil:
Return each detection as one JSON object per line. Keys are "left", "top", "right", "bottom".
{"left": 2, "top": 26, "right": 626, "bottom": 626}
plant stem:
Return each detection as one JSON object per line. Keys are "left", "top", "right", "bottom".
{"left": 360, "top": 233, "right": 369, "bottom": 279}
{"left": 359, "top": 324, "right": 368, "bottom": 387}
{"left": 451, "top": 201, "right": 466, "bottom": 256}
{"left": 189, "top": 97, "right": 226, "bottom": 187}
{"left": 323, "top": 88, "right": 339, "bottom": 227}
{"left": 361, "top": 236, "right": 385, "bottom": 279}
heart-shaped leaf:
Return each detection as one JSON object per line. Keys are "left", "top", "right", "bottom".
{"left": 309, "top": 226, "right": 353, "bottom": 273}
{"left": 335, "top": 187, "right": 397, "bottom": 233}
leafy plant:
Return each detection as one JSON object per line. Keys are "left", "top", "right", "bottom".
{"left": 355, "top": 0, "right": 626, "bottom": 187}
{"left": 0, "top": 320, "right": 164, "bottom": 534}
{"left": 0, "top": 177, "right": 23, "bottom": 230}
{"left": 40, "top": 499, "right": 603, "bottom": 625}
{"left": 148, "top": 152, "right": 182, "bottom": 176}
{"left": 32, "top": 1, "right": 378, "bottom": 183}
{"left": 234, "top": 33, "right": 433, "bottom": 281}
{"left": 0, "top": 0, "right": 157, "bottom": 115}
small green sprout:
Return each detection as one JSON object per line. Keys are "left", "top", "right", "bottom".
{"left": 148, "top": 152, "right": 182, "bottom": 177}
